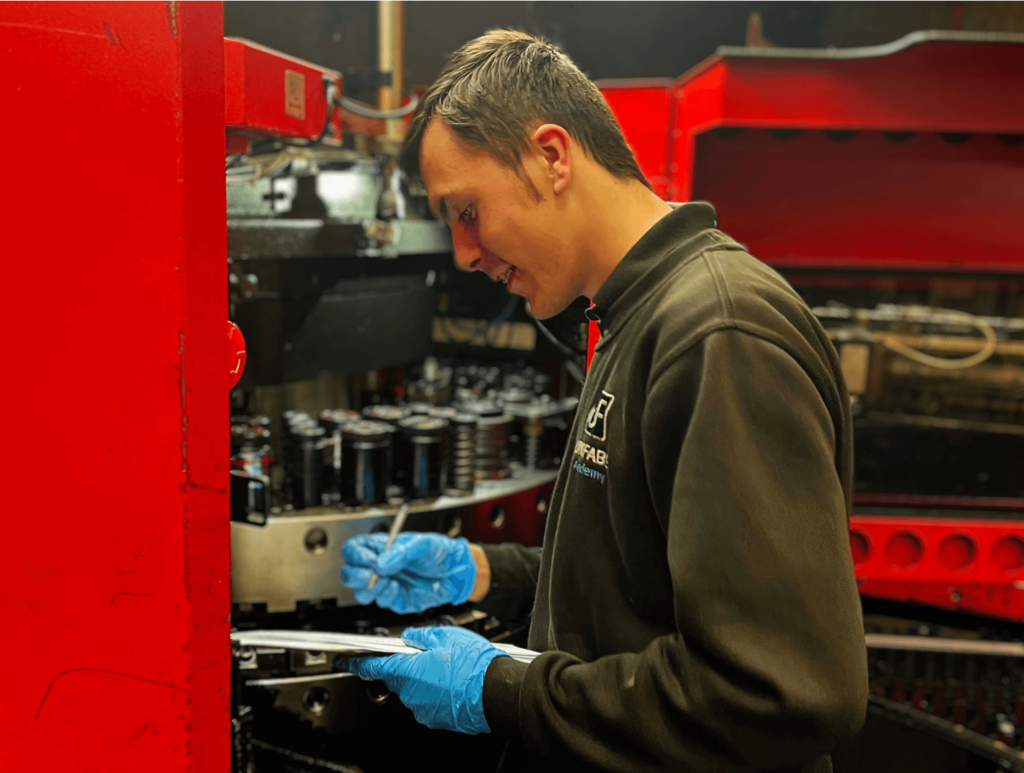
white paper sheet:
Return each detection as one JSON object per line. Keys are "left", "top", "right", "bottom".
{"left": 231, "top": 629, "right": 540, "bottom": 664}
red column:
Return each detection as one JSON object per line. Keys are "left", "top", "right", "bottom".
{"left": 1, "top": 3, "right": 229, "bottom": 770}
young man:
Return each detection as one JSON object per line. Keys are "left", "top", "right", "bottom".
{"left": 341, "top": 30, "right": 868, "bottom": 773}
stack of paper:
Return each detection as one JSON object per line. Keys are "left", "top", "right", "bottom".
{"left": 232, "top": 629, "right": 540, "bottom": 664}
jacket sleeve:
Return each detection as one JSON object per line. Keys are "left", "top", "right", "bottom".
{"left": 476, "top": 542, "right": 542, "bottom": 624}
{"left": 512, "top": 329, "right": 868, "bottom": 772}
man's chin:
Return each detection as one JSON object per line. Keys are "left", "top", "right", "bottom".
{"left": 527, "top": 295, "right": 572, "bottom": 321}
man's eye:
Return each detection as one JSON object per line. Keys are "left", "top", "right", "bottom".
{"left": 459, "top": 204, "right": 476, "bottom": 224}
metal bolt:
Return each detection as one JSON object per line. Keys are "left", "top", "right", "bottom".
{"left": 301, "top": 687, "right": 331, "bottom": 716}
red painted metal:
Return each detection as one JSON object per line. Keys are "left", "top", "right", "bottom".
{"left": 594, "top": 36, "right": 1024, "bottom": 271}
{"left": 670, "top": 35, "right": 1024, "bottom": 198}
{"left": 673, "top": 37, "right": 1024, "bottom": 272}
{"left": 850, "top": 516, "right": 1024, "bottom": 584}
{"left": 229, "top": 321, "right": 247, "bottom": 389}
{"left": 586, "top": 308, "right": 601, "bottom": 371}
{"left": 597, "top": 80, "right": 675, "bottom": 198}
{"left": 461, "top": 481, "right": 556, "bottom": 547}
{"left": 2, "top": 2, "right": 229, "bottom": 769}
{"left": 856, "top": 581, "right": 1024, "bottom": 623}
{"left": 691, "top": 128, "right": 1024, "bottom": 272}
{"left": 851, "top": 516, "right": 1024, "bottom": 622}
{"left": 225, "top": 37, "right": 342, "bottom": 149}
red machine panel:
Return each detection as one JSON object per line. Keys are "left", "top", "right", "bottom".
{"left": 2, "top": 3, "right": 229, "bottom": 769}
{"left": 850, "top": 517, "right": 1024, "bottom": 586}
{"left": 675, "top": 35, "right": 1024, "bottom": 273}
{"left": 596, "top": 33, "right": 1024, "bottom": 275}
{"left": 670, "top": 33, "right": 1024, "bottom": 198}
{"left": 461, "top": 481, "right": 556, "bottom": 547}
{"left": 225, "top": 37, "right": 342, "bottom": 152}
{"left": 597, "top": 80, "right": 675, "bottom": 198}
{"left": 691, "top": 128, "right": 1024, "bottom": 272}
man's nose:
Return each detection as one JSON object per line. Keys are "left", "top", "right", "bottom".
{"left": 451, "top": 227, "right": 483, "bottom": 273}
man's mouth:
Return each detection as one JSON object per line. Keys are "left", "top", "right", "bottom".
{"left": 501, "top": 266, "right": 515, "bottom": 285}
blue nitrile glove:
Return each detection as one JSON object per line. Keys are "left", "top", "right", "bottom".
{"left": 343, "top": 625, "right": 508, "bottom": 734}
{"left": 340, "top": 532, "right": 477, "bottom": 614}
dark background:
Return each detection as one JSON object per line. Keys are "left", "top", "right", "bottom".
{"left": 225, "top": 1, "right": 1024, "bottom": 94}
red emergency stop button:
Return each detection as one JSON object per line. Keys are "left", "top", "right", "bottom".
{"left": 229, "top": 321, "right": 246, "bottom": 388}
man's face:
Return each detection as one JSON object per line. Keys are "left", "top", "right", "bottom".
{"left": 419, "top": 119, "right": 582, "bottom": 319}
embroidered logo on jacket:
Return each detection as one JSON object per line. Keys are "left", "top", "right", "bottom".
{"left": 572, "top": 440, "right": 608, "bottom": 484}
{"left": 573, "top": 440, "right": 608, "bottom": 467}
{"left": 584, "top": 390, "right": 615, "bottom": 442}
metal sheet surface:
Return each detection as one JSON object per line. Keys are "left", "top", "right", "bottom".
{"left": 232, "top": 470, "right": 556, "bottom": 611}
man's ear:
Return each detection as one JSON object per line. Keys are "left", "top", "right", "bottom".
{"left": 531, "top": 123, "right": 572, "bottom": 195}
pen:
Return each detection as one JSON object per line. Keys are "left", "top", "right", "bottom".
{"left": 367, "top": 502, "right": 410, "bottom": 589}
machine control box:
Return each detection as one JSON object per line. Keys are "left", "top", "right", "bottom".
{"left": 225, "top": 37, "right": 342, "bottom": 151}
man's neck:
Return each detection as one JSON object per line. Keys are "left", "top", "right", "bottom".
{"left": 576, "top": 175, "right": 673, "bottom": 300}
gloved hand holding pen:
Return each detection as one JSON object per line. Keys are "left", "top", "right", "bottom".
{"left": 342, "top": 625, "right": 508, "bottom": 735}
{"left": 341, "top": 532, "right": 485, "bottom": 614}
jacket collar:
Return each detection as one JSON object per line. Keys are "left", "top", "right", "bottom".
{"left": 588, "top": 201, "right": 718, "bottom": 340}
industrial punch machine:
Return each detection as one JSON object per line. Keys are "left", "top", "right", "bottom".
{"left": 7, "top": 4, "right": 1024, "bottom": 771}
